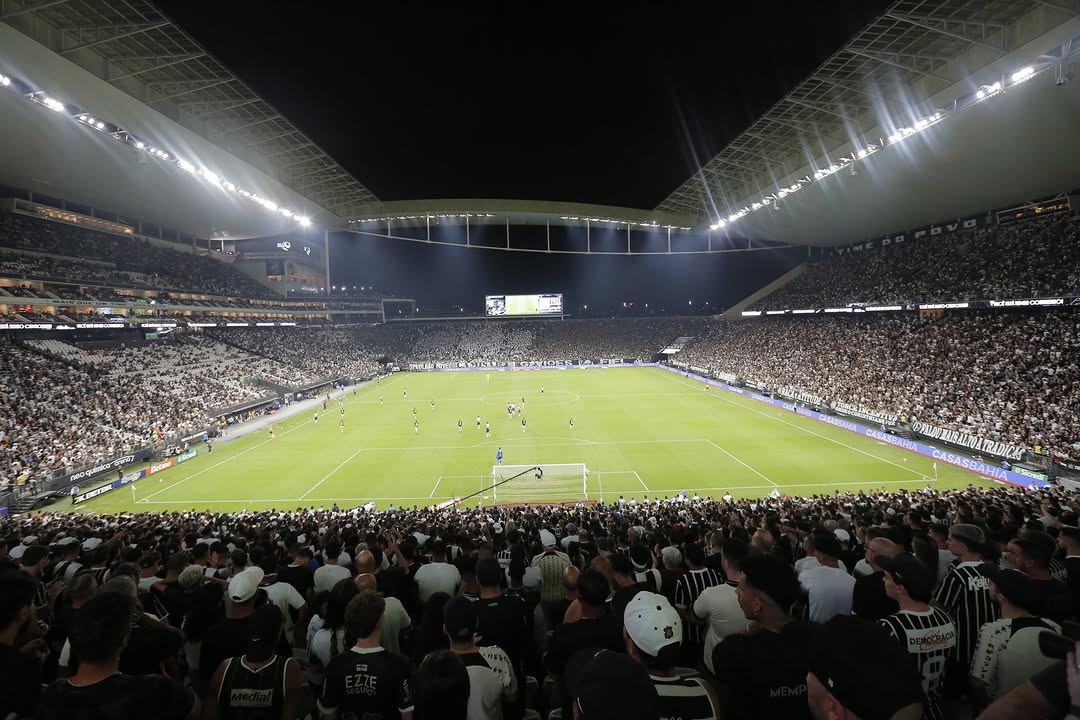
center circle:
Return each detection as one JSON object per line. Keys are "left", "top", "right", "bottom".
{"left": 480, "top": 391, "right": 580, "bottom": 407}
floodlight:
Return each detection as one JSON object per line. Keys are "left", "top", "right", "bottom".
{"left": 298, "top": 216, "right": 311, "bottom": 227}
{"left": 991, "top": 81, "right": 1001, "bottom": 92}
{"left": 135, "top": 142, "right": 144, "bottom": 149}
{"left": 0, "top": 75, "right": 10, "bottom": 86}
{"left": 178, "top": 159, "right": 196, "bottom": 173}
{"left": 95, "top": 121, "right": 105, "bottom": 129}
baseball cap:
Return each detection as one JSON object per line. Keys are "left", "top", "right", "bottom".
{"left": 55, "top": 536, "right": 79, "bottom": 548}
{"left": 539, "top": 529, "right": 557, "bottom": 548}
{"left": 443, "top": 595, "right": 478, "bottom": 642}
{"left": 809, "top": 616, "right": 924, "bottom": 720}
{"left": 228, "top": 566, "right": 265, "bottom": 603}
{"left": 833, "top": 528, "right": 851, "bottom": 544}
{"left": 624, "top": 591, "right": 682, "bottom": 657}
{"left": 740, "top": 554, "right": 802, "bottom": 610}
{"left": 564, "top": 648, "right": 661, "bottom": 720}
{"left": 949, "top": 524, "right": 986, "bottom": 546}
{"left": 979, "top": 566, "right": 1037, "bottom": 614}
{"left": 81, "top": 537, "right": 102, "bottom": 551}
{"left": 877, "top": 554, "right": 933, "bottom": 600}
{"left": 245, "top": 604, "right": 283, "bottom": 661}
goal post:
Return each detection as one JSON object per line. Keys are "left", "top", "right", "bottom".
{"left": 490, "top": 463, "right": 590, "bottom": 505}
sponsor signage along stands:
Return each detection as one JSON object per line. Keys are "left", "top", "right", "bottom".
{"left": 73, "top": 468, "right": 146, "bottom": 504}
{"left": 657, "top": 365, "right": 1048, "bottom": 489}
{"left": 176, "top": 449, "right": 198, "bottom": 463}
{"left": 147, "top": 458, "right": 175, "bottom": 476}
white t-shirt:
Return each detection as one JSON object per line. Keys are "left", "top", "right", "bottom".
{"left": 313, "top": 563, "right": 353, "bottom": 594}
{"left": 970, "top": 617, "right": 1061, "bottom": 698}
{"left": 693, "top": 582, "right": 748, "bottom": 673}
{"left": 379, "top": 596, "right": 412, "bottom": 656}
{"left": 263, "top": 580, "right": 306, "bottom": 634}
{"left": 414, "top": 562, "right": 462, "bottom": 604}
{"left": 455, "top": 646, "right": 517, "bottom": 720}
{"left": 800, "top": 565, "right": 855, "bottom": 623}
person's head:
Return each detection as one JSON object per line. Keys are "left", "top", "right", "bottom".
{"left": 629, "top": 543, "right": 651, "bottom": 571}
{"left": 879, "top": 554, "right": 934, "bottom": 605}
{"left": 431, "top": 540, "right": 447, "bottom": 562}
{"left": 539, "top": 529, "right": 557, "bottom": 550}
{"left": 684, "top": 542, "right": 706, "bottom": 568}
{"left": 227, "top": 566, "right": 265, "bottom": 610}
{"left": 928, "top": 524, "right": 949, "bottom": 548}
{"left": 981, "top": 567, "right": 1038, "bottom": 615}
{"left": 326, "top": 577, "right": 360, "bottom": 630}
{"left": 100, "top": 575, "right": 138, "bottom": 600}
{"left": 736, "top": 554, "right": 801, "bottom": 621}
{"left": 577, "top": 568, "right": 610, "bottom": 609}
{"left": 751, "top": 527, "right": 775, "bottom": 553}
{"left": 947, "top": 524, "right": 986, "bottom": 559}
{"left": 1007, "top": 534, "right": 1053, "bottom": 576}
{"left": 19, "top": 545, "right": 49, "bottom": 574}
{"left": 476, "top": 557, "right": 502, "bottom": 590}
{"left": 721, "top": 537, "right": 750, "bottom": 581}
{"left": 811, "top": 531, "right": 843, "bottom": 564}
{"left": 69, "top": 592, "right": 134, "bottom": 665}
{"left": 355, "top": 550, "right": 376, "bottom": 574}
{"left": 415, "top": 650, "right": 470, "bottom": 720}
{"left": 209, "top": 541, "right": 229, "bottom": 567}
{"left": 68, "top": 572, "right": 99, "bottom": 607}
{"left": 610, "top": 554, "right": 634, "bottom": 584}
{"left": 345, "top": 590, "right": 385, "bottom": 641}
{"left": 229, "top": 548, "right": 248, "bottom": 575}
{"left": 245, "top": 604, "right": 283, "bottom": 662}
{"left": 623, "top": 591, "right": 682, "bottom": 672}
{"left": 355, "top": 573, "right": 377, "bottom": 593}
{"left": 565, "top": 649, "right": 661, "bottom": 720}
{"left": 325, "top": 541, "right": 342, "bottom": 562}
{"left": 443, "top": 595, "right": 478, "bottom": 647}
{"left": 660, "top": 545, "right": 682, "bottom": 570}
{"left": 0, "top": 570, "right": 38, "bottom": 641}
{"left": 165, "top": 551, "right": 189, "bottom": 578}
{"left": 867, "top": 537, "right": 899, "bottom": 572}
{"left": 1058, "top": 526, "right": 1080, "bottom": 554}
{"left": 563, "top": 565, "right": 581, "bottom": 599}
{"left": 807, "top": 616, "right": 925, "bottom": 720}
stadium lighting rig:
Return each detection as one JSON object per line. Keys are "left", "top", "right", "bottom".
{"left": 708, "top": 63, "right": 1049, "bottom": 232}
{"left": 1, "top": 65, "right": 313, "bottom": 230}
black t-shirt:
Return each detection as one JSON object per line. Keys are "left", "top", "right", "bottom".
{"left": 546, "top": 614, "right": 623, "bottom": 675}
{"left": 711, "top": 621, "right": 816, "bottom": 720}
{"left": 200, "top": 613, "right": 292, "bottom": 677}
{"left": 319, "top": 646, "right": 414, "bottom": 719}
{"left": 851, "top": 571, "right": 899, "bottom": 621}
{"left": 276, "top": 563, "right": 314, "bottom": 600}
{"left": 0, "top": 643, "right": 42, "bottom": 718}
{"left": 611, "top": 583, "right": 645, "bottom": 621}
{"left": 38, "top": 673, "right": 195, "bottom": 720}
{"left": 1030, "top": 579, "right": 1073, "bottom": 623}
{"left": 474, "top": 593, "right": 529, "bottom": 670}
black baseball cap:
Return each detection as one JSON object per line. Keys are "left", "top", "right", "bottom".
{"left": 877, "top": 554, "right": 933, "bottom": 601}
{"left": 809, "top": 616, "right": 924, "bottom": 720}
{"left": 443, "top": 595, "right": 478, "bottom": 642}
{"left": 740, "top": 553, "right": 802, "bottom": 611}
{"left": 245, "top": 604, "right": 282, "bottom": 661}
{"left": 979, "top": 566, "right": 1037, "bottom": 614}
{"left": 564, "top": 648, "right": 660, "bottom": 720}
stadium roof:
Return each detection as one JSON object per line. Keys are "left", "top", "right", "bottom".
{"left": 1, "top": 0, "right": 377, "bottom": 218}
{"left": 656, "top": 0, "right": 1080, "bottom": 245}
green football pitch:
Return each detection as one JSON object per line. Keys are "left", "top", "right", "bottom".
{"left": 70, "top": 366, "right": 991, "bottom": 514}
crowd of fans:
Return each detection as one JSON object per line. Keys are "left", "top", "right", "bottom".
{"left": 3, "top": 483, "right": 1080, "bottom": 719}
{"left": 752, "top": 214, "right": 1080, "bottom": 310}
{"left": 0, "top": 212, "right": 277, "bottom": 299}
{"left": 209, "top": 328, "right": 384, "bottom": 381}
{"left": 678, "top": 310, "right": 1080, "bottom": 456}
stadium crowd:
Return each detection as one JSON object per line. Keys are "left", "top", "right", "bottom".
{"left": 678, "top": 310, "right": 1080, "bottom": 456}
{"left": 208, "top": 328, "right": 384, "bottom": 381}
{"left": 2, "top": 482, "right": 1080, "bottom": 719}
{"left": 751, "top": 214, "right": 1080, "bottom": 310}
{"left": 0, "top": 212, "right": 277, "bottom": 299}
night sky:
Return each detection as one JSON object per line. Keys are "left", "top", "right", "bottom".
{"left": 158, "top": 1, "right": 892, "bottom": 313}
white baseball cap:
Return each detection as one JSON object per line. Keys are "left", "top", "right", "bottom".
{"left": 539, "top": 529, "right": 556, "bottom": 548}
{"left": 228, "top": 567, "right": 265, "bottom": 603}
{"left": 833, "top": 529, "right": 851, "bottom": 544}
{"left": 624, "top": 591, "right": 682, "bottom": 657}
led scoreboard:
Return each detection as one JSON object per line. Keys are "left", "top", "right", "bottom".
{"left": 485, "top": 293, "right": 563, "bottom": 316}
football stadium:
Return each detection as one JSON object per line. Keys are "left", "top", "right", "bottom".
{"left": 1, "top": 2, "right": 1079, "bottom": 719}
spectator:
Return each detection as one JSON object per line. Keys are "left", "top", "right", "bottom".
{"left": 414, "top": 540, "right": 461, "bottom": 604}
{"left": 0, "top": 570, "right": 45, "bottom": 718}
{"left": 563, "top": 648, "right": 661, "bottom": 720}
{"left": 38, "top": 592, "right": 198, "bottom": 720}
{"left": 1004, "top": 535, "right": 1072, "bottom": 623}
{"left": 798, "top": 530, "right": 855, "bottom": 623}
{"left": 415, "top": 650, "right": 470, "bottom": 720}
{"left": 623, "top": 591, "right": 721, "bottom": 719}
{"left": 851, "top": 536, "right": 901, "bottom": 621}
{"left": 313, "top": 541, "right": 352, "bottom": 594}
{"left": 355, "top": 573, "right": 410, "bottom": 656}
{"left": 674, "top": 542, "right": 723, "bottom": 665}
{"left": 693, "top": 537, "right": 750, "bottom": 674}
{"left": 443, "top": 595, "right": 517, "bottom": 720}
{"left": 711, "top": 554, "right": 815, "bottom": 720}
{"left": 935, "top": 524, "right": 998, "bottom": 677}
{"left": 319, "top": 590, "right": 414, "bottom": 720}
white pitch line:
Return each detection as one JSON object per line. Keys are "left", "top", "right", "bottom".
{"left": 634, "top": 470, "right": 650, "bottom": 492}
{"left": 653, "top": 369, "right": 927, "bottom": 480}
{"left": 430, "top": 476, "right": 444, "bottom": 498}
{"left": 705, "top": 439, "right": 777, "bottom": 487}
{"left": 137, "top": 375, "right": 400, "bottom": 503}
{"left": 298, "top": 448, "right": 364, "bottom": 500}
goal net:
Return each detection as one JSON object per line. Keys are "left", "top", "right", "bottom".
{"left": 489, "top": 463, "right": 590, "bottom": 505}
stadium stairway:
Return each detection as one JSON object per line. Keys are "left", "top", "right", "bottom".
{"left": 661, "top": 336, "right": 695, "bottom": 354}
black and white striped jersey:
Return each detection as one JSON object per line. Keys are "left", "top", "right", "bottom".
{"left": 935, "top": 561, "right": 999, "bottom": 669}
{"left": 879, "top": 607, "right": 956, "bottom": 720}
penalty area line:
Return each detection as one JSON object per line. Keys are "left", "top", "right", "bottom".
{"left": 298, "top": 448, "right": 364, "bottom": 500}
{"left": 704, "top": 439, "right": 777, "bottom": 487}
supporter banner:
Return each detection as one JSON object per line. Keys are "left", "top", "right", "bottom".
{"left": 832, "top": 402, "right": 898, "bottom": 427}
{"left": 73, "top": 469, "right": 146, "bottom": 504}
{"left": 911, "top": 420, "right": 1025, "bottom": 462}
{"left": 175, "top": 449, "right": 198, "bottom": 463}
{"left": 778, "top": 386, "right": 823, "bottom": 407}
{"left": 659, "top": 365, "right": 1047, "bottom": 489}
{"left": 147, "top": 458, "right": 175, "bottom": 476}
{"left": 830, "top": 213, "right": 987, "bottom": 256}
